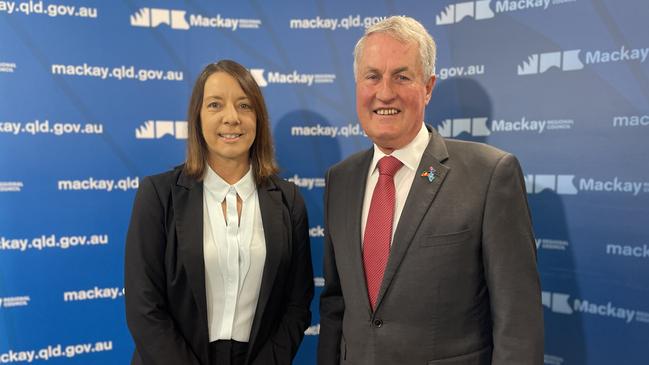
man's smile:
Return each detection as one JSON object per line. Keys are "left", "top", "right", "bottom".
{"left": 373, "top": 108, "right": 401, "bottom": 116}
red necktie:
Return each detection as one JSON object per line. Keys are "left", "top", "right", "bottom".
{"left": 363, "top": 155, "right": 403, "bottom": 311}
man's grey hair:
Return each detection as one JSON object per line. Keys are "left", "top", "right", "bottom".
{"left": 353, "top": 16, "right": 437, "bottom": 81}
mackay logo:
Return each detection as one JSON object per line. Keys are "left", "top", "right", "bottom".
{"left": 130, "top": 8, "right": 261, "bottom": 31}
{"left": 436, "top": 0, "right": 575, "bottom": 26}
{"left": 436, "top": 116, "right": 573, "bottom": 137}
{"left": 250, "top": 69, "right": 335, "bottom": 87}
{"left": 518, "top": 46, "right": 649, "bottom": 75}
{"left": 135, "top": 120, "right": 187, "bottom": 139}
{"left": 130, "top": 8, "right": 189, "bottom": 30}
{"left": 542, "top": 291, "right": 648, "bottom": 324}
{"left": 524, "top": 174, "right": 649, "bottom": 196}
{"left": 436, "top": 0, "right": 494, "bottom": 25}
{"left": 438, "top": 117, "right": 490, "bottom": 138}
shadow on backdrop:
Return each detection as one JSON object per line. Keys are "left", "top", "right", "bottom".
{"left": 426, "top": 77, "right": 492, "bottom": 144}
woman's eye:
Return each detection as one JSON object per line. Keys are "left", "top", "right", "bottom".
{"left": 239, "top": 103, "right": 251, "bottom": 110}
{"left": 207, "top": 102, "right": 221, "bottom": 109}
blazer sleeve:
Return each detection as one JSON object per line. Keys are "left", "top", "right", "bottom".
{"left": 124, "top": 176, "right": 201, "bottom": 365}
{"left": 256, "top": 182, "right": 315, "bottom": 364}
{"left": 317, "top": 169, "right": 345, "bottom": 365}
{"left": 482, "top": 154, "right": 544, "bottom": 365}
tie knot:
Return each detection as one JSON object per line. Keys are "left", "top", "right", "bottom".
{"left": 377, "top": 155, "right": 403, "bottom": 177}
{"left": 226, "top": 186, "right": 238, "bottom": 202}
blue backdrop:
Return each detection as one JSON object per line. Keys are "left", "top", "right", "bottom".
{"left": 1, "top": 0, "right": 648, "bottom": 364}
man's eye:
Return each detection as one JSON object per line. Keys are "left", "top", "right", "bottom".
{"left": 365, "top": 74, "right": 378, "bottom": 80}
{"left": 396, "top": 74, "right": 410, "bottom": 81}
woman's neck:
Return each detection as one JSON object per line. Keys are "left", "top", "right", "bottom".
{"left": 207, "top": 157, "right": 250, "bottom": 185}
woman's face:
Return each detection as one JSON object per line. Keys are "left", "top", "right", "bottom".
{"left": 200, "top": 72, "right": 257, "bottom": 167}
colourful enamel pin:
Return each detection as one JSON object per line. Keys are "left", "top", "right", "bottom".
{"left": 420, "top": 166, "right": 437, "bottom": 182}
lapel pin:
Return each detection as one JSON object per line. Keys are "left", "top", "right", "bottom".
{"left": 420, "top": 166, "right": 437, "bottom": 183}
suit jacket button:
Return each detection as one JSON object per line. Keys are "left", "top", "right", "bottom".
{"left": 373, "top": 319, "right": 383, "bottom": 328}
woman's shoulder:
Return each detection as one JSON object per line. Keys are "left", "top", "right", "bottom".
{"left": 268, "top": 174, "right": 297, "bottom": 195}
{"left": 140, "top": 164, "right": 188, "bottom": 193}
{"left": 267, "top": 175, "right": 308, "bottom": 211}
{"left": 147, "top": 164, "right": 184, "bottom": 181}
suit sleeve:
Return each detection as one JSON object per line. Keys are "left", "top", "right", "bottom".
{"left": 318, "top": 169, "right": 344, "bottom": 365}
{"left": 482, "top": 154, "right": 544, "bottom": 365}
{"left": 256, "top": 183, "right": 315, "bottom": 364}
{"left": 124, "top": 177, "right": 201, "bottom": 365}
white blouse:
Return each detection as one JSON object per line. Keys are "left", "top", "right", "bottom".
{"left": 202, "top": 165, "right": 266, "bottom": 342}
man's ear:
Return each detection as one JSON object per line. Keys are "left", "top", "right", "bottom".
{"left": 424, "top": 76, "right": 436, "bottom": 105}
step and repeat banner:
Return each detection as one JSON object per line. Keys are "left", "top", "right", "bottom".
{"left": 1, "top": 0, "right": 648, "bottom": 364}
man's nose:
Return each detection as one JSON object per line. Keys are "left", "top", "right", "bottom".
{"left": 376, "top": 78, "right": 396, "bottom": 102}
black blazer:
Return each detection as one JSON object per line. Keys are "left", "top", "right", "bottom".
{"left": 125, "top": 166, "right": 314, "bottom": 365}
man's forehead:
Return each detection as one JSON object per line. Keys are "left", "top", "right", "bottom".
{"left": 359, "top": 38, "right": 420, "bottom": 71}
{"left": 361, "top": 34, "right": 417, "bottom": 57}
{"left": 368, "top": 34, "right": 414, "bottom": 49}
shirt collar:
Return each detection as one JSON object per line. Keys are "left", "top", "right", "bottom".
{"left": 203, "top": 164, "right": 256, "bottom": 203}
{"left": 369, "top": 122, "right": 430, "bottom": 175}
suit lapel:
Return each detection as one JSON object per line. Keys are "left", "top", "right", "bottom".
{"left": 346, "top": 150, "right": 375, "bottom": 314}
{"left": 173, "top": 170, "right": 210, "bottom": 361}
{"left": 247, "top": 177, "right": 287, "bottom": 359}
{"left": 375, "top": 128, "right": 450, "bottom": 310}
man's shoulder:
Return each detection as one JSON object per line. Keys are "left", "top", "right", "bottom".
{"left": 444, "top": 138, "right": 512, "bottom": 166}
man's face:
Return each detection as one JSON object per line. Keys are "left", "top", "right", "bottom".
{"left": 356, "top": 33, "right": 435, "bottom": 153}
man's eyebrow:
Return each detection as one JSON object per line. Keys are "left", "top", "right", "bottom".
{"left": 361, "top": 66, "right": 411, "bottom": 74}
{"left": 391, "top": 67, "right": 410, "bottom": 75}
{"left": 361, "top": 67, "right": 380, "bottom": 74}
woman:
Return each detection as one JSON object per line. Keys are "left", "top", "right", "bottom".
{"left": 125, "top": 60, "right": 314, "bottom": 365}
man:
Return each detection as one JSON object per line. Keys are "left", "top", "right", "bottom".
{"left": 318, "top": 16, "right": 543, "bottom": 365}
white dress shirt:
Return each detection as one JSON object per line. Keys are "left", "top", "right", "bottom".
{"left": 361, "top": 123, "right": 430, "bottom": 244}
{"left": 203, "top": 165, "right": 266, "bottom": 342}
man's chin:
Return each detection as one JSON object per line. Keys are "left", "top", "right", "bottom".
{"left": 369, "top": 136, "right": 401, "bottom": 153}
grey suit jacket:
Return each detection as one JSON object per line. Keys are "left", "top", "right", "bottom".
{"left": 318, "top": 127, "right": 543, "bottom": 365}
